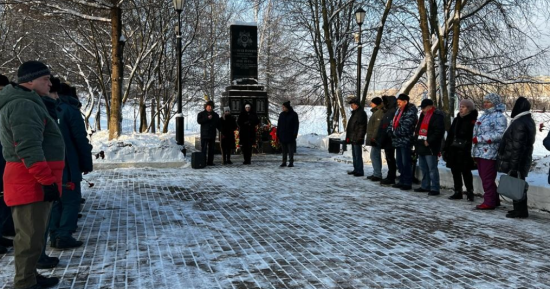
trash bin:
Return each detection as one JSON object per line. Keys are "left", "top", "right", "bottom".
{"left": 328, "top": 138, "right": 343, "bottom": 153}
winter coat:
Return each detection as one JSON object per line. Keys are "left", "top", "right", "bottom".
{"left": 544, "top": 131, "right": 550, "bottom": 184}
{"left": 58, "top": 95, "right": 93, "bottom": 183}
{"left": 376, "top": 96, "right": 397, "bottom": 150}
{"left": 220, "top": 114, "right": 238, "bottom": 142}
{"left": 414, "top": 108, "right": 445, "bottom": 156}
{"left": 472, "top": 104, "right": 507, "bottom": 160}
{"left": 0, "top": 84, "right": 65, "bottom": 207}
{"left": 277, "top": 108, "right": 299, "bottom": 144}
{"left": 496, "top": 99, "right": 535, "bottom": 178}
{"left": 41, "top": 96, "right": 59, "bottom": 121}
{"left": 388, "top": 103, "right": 418, "bottom": 148}
{"left": 345, "top": 107, "right": 367, "bottom": 145}
{"left": 366, "top": 104, "right": 384, "bottom": 146}
{"left": 443, "top": 110, "right": 478, "bottom": 170}
{"left": 238, "top": 109, "right": 259, "bottom": 146}
{"left": 197, "top": 110, "right": 220, "bottom": 140}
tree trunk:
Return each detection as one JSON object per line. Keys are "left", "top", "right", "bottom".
{"left": 108, "top": 6, "right": 122, "bottom": 140}
{"left": 150, "top": 97, "right": 156, "bottom": 133}
{"left": 139, "top": 96, "right": 148, "bottom": 133}
{"left": 417, "top": 0, "right": 437, "bottom": 102}
{"left": 429, "top": 0, "right": 451, "bottom": 129}
{"left": 449, "top": 0, "right": 462, "bottom": 118}
{"left": 361, "top": 0, "right": 393, "bottom": 107}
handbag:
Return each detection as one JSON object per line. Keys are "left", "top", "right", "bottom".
{"left": 450, "top": 138, "right": 467, "bottom": 149}
{"left": 497, "top": 172, "right": 527, "bottom": 201}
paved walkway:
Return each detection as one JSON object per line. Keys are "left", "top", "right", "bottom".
{"left": 1, "top": 149, "right": 550, "bottom": 288}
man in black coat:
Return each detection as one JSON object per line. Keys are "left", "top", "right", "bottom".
{"left": 277, "top": 101, "right": 299, "bottom": 167}
{"left": 413, "top": 99, "right": 445, "bottom": 196}
{"left": 197, "top": 100, "right": 220, "bottom": 166}
{"left": 346, "top": 98, "right": 367, "bottom": 177}
{"left": 219, "top": 106, "right": 237, "bottom": 164}
{"left": 376, "top": 96, "right": 397, "bottom": 185}
{"left": 238, "top": 102, "right": 259, "bottom": 165}
{"left": 496, "top": 97, "right": 536, "bottom": 218}
{"left": 49, "top": 82, "right": 93, "bottom": 250}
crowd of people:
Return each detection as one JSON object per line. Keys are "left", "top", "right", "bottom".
{"left": 350, "top": 92, "right": 549, "bottom": 219}
{"left": 197, "top": 100, "right": 299, "bottom": 167}
{"left": 0, "top": 61, "right": 93, "bottom": 289}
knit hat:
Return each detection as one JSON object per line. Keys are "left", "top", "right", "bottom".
{"left": 0, "top": 74, "right": 9, "bottom": 87}
{"left": 459, "top": 99, "right": 475, "bottom": 112}
{"left": 223, "top": 106, "right": 231, "bottom": 112}
{"left": 282, "top": 101, "right": 292, "bottom": 109}
{"left": 17, "top": 61, "right": 50, "bottom": 83}
{"left": 483, "top": 93, "right": 502, "bottom": 106}
{"left": 50, "top": 77, "right": 60, "bottom": 93}
{"left": 397, "top": 94, "right": 410, "bottom": 102}
{"left": 371, "top": 97, "right": 382, "bottom": 106}
{"left": 245, "top": 103, "right": 251, "bottom": 108}
{"left": 420, "top": 98, "right": 434, "bottom": 109}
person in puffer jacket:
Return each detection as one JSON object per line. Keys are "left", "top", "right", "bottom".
{"left": 0, "top": 61, "right": 64, "bottom": 289}
{"left": 472, "top": 93, "right": 507, "bottom": 210}
{"left": 388, "top": 94, "right": 418, "bottom": 190}
{"left": 496, "top": 97, "right": 535, "bottom": 218}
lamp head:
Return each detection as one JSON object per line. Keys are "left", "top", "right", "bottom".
{"left": 173, "top": 0, "right": 184, "bottom": 12}
{"left": 355, "top": 7, "right": 366, "bottom": 26}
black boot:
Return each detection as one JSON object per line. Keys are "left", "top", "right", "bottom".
{"left": 466, "top": 190, "right": 474, "bottom": 202}
{"left": 448, "top": 190, "right": 463, "bottom": 200}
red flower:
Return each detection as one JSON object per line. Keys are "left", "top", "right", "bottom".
{"left": 476, "top": 121, "right": 481, "bottom": 125}
{"left": 472, "top": 137, "right": 478, "bottom": 144}
{"left": 487, "top": 139, "right": 492, "bottom": 144}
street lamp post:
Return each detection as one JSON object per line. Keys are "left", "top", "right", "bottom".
{"left": 355, "top": 8, "right": 366, "bottom": 103}
{"left": 174, "top": 0, "right": 184, "bottom": 145}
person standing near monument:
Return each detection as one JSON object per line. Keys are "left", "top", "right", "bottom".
{"left": 277, "top": 101, "right": 299, "bottom": 167}
{"left": 0, "top": 61, "right": 64, "bottom": 288}
{"left": 219, "top": 106, "right": 238, "bottom": 164}
{"left": 197, "top": 100, "right": 220, "bottom": 166}
{"left": 238, "top": 102, "right": 259, "bottom": 165}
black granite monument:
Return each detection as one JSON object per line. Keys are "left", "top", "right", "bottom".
{"left": 221, "top": 23, "right": 268, "bottom": 120}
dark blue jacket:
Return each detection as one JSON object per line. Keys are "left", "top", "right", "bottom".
{"left": 277, "top": 108, "right": 299, "bottom": 143}
{"left": 58, "top": 95, "right": 93, "bottom": 183}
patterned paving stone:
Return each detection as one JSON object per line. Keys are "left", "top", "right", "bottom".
{"left": 1, "top": 150, "right": 550, "bottom": 288}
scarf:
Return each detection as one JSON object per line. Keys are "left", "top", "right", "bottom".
{"left": 392, "top": 106, "right": 406, "bottom": 130}
{"left": 418, "top": 107, "right": 435, "bottom": 137}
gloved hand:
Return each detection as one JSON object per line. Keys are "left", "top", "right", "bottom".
{"left": 43, "top": 183, "right": 60, "bottom": 202}
{"left": 346, "top": 138, "right": 350, "bottom": 144}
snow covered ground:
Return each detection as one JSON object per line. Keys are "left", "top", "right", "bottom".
{"left": 2, "top": 150, "right": 550, "bottom": 288}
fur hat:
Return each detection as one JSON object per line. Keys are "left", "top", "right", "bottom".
{"left": 459, "top": 99, "right": 475, "bottom": 112}
{"left": 348, "top": 97, "right": 360, "bottom": 105}
{"left": 371, "top": 97, "right": 382, "bottom": 106}
{"left": 204, "top": 100, "right": 214, "bottom": 109}
{"left": 420, "top": 98, "right": 434, "bottom": 109}
{"left": 17, "top": 61, "right": 50, "bottom": 83}
{"left": 396, "top": 94, "right": 410, "bottom": 102}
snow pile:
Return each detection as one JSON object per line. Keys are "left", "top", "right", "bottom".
{"left": 89, "top": 130, "right": 185, "bottom": 163}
